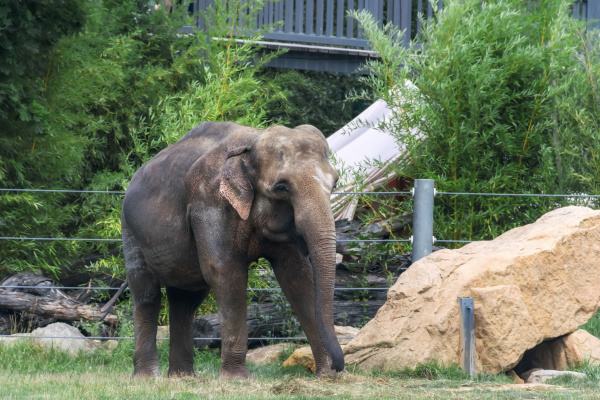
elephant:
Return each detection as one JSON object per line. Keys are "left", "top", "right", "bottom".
{"left": 121, "top": 121, "right": 344, "bottom": 379}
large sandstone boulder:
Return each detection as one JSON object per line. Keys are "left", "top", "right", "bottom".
{"left": 344, "top": 206, "right": 600, "bottom": 374}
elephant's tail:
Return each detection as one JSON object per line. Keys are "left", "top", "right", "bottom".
{"left": 99, "top": 280, "right": 129, "bottom": 320}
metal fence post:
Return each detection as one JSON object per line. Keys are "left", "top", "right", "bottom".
{"left": 411, "top": 179, "right": 435, "bottom": 263}
{"left": 458, "top": 297, "right": 476, "bottom": 376}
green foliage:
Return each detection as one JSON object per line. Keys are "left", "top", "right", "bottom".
{"left": 261, "top": 69, "right": 373, "bottom": 136}
{"left": 0, "top": 0, "right": 88, "bottom": 277}
{"left": 0, "top": 0, "right": 84, "bottom": 152}
{"left": 580, "top": 311, "right": 600, "bottom": 339}
{"left": 0, "top": 0, "right": 287, "bottom": 279}
{"left": 350, "top": 0, "right": 600, "bottom": 245}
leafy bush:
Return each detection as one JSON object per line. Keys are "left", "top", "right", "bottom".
{"left": 0, "top": 0, "right": 287, "bottom": 280}
{"left": 261, "top": 69, "right": 373, "bottom": 136}
{"left": 350, "top": 0, "right": 600, "bottom": 245}
{"left": 580, "top": 311, "right": 600, "bottom": 339}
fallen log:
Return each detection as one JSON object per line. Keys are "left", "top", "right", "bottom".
{"left": 0, "top": 288, "right": 118, "bottom": 325}
{"left": 0, "top": 271, "right": 72, "bottom": 302}
{"left": 192, "top": 298, "right": 386, "bottom": 349}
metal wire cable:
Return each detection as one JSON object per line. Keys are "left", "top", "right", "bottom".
{"left": 0, "top": 285, "right": 389, "bottom": 291}
{"left": 0, "top": 335, "right": 355, "bottom": 340}
{"left": 0, "top": 188, "right": 126, "bottom": 194}
{"left": 439, "top": 192, "right": 600, "bottom": 198}
{"left": 0, "top": 286, "right": 123, "bottom": 290}
{"left": 0, "top": 237, "right": 409, "bottom": 243}
{"left": 0, "top": 237, "right": 123, "bottom": 242}
{"left": 337, "top": 239, "right": 410, "bottom": 242}
{"left": 1, "top": 188, "right": 410, "bottom": 195}
{"left": 332, "top": 191, "right": 411, "bottom": 195}
{"left": 435, "top": 240, "right": 474, "bottom": 243}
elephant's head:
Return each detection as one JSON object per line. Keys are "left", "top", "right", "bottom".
{"left": 219, "top": 124, "right": 344, "bottom": 372}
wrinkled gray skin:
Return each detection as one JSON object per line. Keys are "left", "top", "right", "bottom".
{"left": 122, "top": 121, "right": 343, "bottom": 379}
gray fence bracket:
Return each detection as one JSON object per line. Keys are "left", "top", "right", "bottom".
{"left": 411, "top": 179, "right": 435, "bottom": 263}
{"left": 458, "top": 297, "right": 476, "bottom": 376}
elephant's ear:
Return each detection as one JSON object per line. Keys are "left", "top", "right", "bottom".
{"left": 219, "top": 146, "right": 254, "bottom": 220}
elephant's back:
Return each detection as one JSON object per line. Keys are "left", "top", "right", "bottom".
{"left": 177, "top": 121, "right": 242, "bottom": 145}
{"left": 121, "top": 122, "right": 238, "bottom": 240}
{"left": 128, "top": 121, "right": 241, "bottom": 191}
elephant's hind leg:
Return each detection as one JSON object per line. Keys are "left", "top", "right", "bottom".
{"left": 166, "top": 286, "right": 210, "bottom": 377}
{"left": 124, "top": 230, "right": 161, "bottom": 378}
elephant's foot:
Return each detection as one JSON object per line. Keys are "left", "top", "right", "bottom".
{"left": 133, "top": 366, "right": 161, "bottom": 379}
{"left": 315, "top": 367, "right": 348, "bottom": 378}
{"left": 219, "top": 366, "right": 253, "bottom": 380}
{"left": 168, "top": 368, "right": 196, "bottom": 378}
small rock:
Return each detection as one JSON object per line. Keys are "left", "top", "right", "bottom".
{"left": 1, "top": 323, "right": 99, "bottom": 355}
{"left": 506, "top": 369, "right": 524, "bottom": 384}
{"left": 281, "top": 326, "right": 359, "bottom": 374}
{"left": 246, "top": 343, "right": 287, "bottom": 365}
{"left": 526, "top": 370, "right": 586, "bottom": 384}
{"left": 32, "top": 323, "right": 98, "bottom": 354}
{"left": 282, "top": 346, "right": 316, "bottom": 373}
{"left": 562, "top": 329, "right": 600, "bottom": 368}
{"left": 157, "top": 325, "right": 169, "bottom": 339}
{"left": 520, "top": 368, "right": 543, "bottom": 382}
{"left": 335, "top": 325, "right": 359, "bottom": 345}
{"left": 336, "top": 253, "right": 343, "bottom": 265}
{"left": 104, "top": 340, "right": 119, "bottom": 351}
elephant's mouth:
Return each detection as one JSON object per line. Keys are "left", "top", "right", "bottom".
{"left": 295, "top": 234, "right": 309, "bottom": 257}
{"left": 262, "top": 204, "right": 295, "bottom": 241}
{"left": 260, "top": 227, "right": 296, "bottom": 243}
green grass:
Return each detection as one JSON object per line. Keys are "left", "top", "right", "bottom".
{"left": 2, "top": 341, "right": 600, "bottom": 399}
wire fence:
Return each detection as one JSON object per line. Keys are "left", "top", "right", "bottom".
{"left": 0, "top": 285, "right": 389, "bottom": 291}
{"left": 0, "top": 335, "right": 355, "bottom": 341}
{"left": 2, "top": 185, "right": 599, "bottom": 342}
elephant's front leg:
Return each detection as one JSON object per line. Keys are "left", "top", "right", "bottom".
{"left": 191, "top": 209, "right": 252, "bottom": 379}
{"left": 267, "top": 245, "right": 339, "bottom": 376}
{"left": 211, "top": 264, "right": 251, "bottom": 380}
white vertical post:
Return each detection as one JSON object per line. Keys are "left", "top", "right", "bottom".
{"left": 458, "top": 297, "right": 476, "bottom": 376}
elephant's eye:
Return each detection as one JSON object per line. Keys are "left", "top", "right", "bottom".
{"left": 273, "top": 181, "right": 289, "bottom": 193}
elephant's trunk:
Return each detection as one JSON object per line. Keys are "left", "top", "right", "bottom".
{"left": 294, "top": 193, "right": 344, "bottom": 372}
